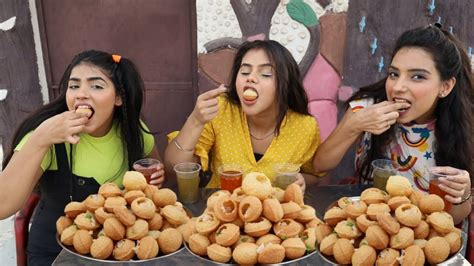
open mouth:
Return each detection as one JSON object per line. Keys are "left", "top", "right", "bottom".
{"left": 393, "top": 98, "right": 411, "bottom": 113}
{"left": 75, "top": 105, "right": 95, "bottom": 118}
{"left": 242, "top": 87, "right": 258, "bottom": 102}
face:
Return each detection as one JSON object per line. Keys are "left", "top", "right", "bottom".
{"left": 235, "top": 48, "right": 278, "bottom": 118}
{"left": 386, "top": 47, "right": 454, "bottom": 124}
{"left": 66, "top": 63, "right": 122, "bottom": 137}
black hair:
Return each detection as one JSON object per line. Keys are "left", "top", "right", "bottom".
{"left": 349, "top": 26, "right": 474, "bottom": 180}
{"left": 226, "top": 40, "right": 310, "bottom": 135}
{"left": 3, "top": 50, "right": 149, "bottom": 174}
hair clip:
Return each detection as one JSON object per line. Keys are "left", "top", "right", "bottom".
{"left": 112, "top": 54, "right": 122, "bottom": 63}
{"left": 433, "top": 22, "right": 442, "bottom": 29}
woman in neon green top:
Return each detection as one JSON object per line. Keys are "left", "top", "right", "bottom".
{"left": 165, "top": 40, "right": 321, "bottom": 191}
{"left": 0, "top": 50, "right": 164, "bottom": 264}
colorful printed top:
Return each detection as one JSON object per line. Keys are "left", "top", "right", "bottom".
{"left": 352, "top": 100, "right": 436, "bottom": 191}
{"left": 168, "top": 96, "right": 321, "bottom": 188}
{"left": 16, "top": 121, "right": 155, "bottom": 186}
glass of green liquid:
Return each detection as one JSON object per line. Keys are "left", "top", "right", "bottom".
{"left": 273, "top": 163, "right": 300, "bottom": 190}
{"left": 371, "top": 159, "right": 398, "bottom": 191}
{"left": 173, "top": 162, "right": 201, "bottom": 204}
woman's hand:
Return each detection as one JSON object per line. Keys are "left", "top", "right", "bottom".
{"left": 33, "top": 110, "right": 89, "bottom": 146}
{"left": 345, "top": 101, "right": 410, "bottom": 136}
{"left": 433, "top": 166, "right": 471, "bottom": 204}
{"left": 293, "top": 173, "right": 306, "bottom": 195}
{"left": 189, "top": 85, "right": 227, "bottom": 125}
{"left": 149, "top": 163, "right": 166, "bottom": 188}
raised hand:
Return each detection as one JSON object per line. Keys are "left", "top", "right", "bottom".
{"left": 189, "top": 85, "right": 227, "bottom": 125}
{"left": 33, "top": 110, "right": 89, "bottom": 146}
{"left": 345, "top": 101, "right": 411, "bottom": 135}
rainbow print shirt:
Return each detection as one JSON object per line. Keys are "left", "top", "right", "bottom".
{"left": 355, "top": 120, "right": 436, "bottom": 191}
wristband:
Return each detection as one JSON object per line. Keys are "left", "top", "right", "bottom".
{"left": 173, "top": 138, "right": 194, "bottom": 152}
{"left": 453, "top": 191, "right": 471, "bottom": 205}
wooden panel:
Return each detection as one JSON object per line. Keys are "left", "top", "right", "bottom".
{"left": 37, "top": 0, "right": 197, "bottom": 154}
{"left": 0, "top": 0, "right": 42, "bottom": 153}
{"left": 141, "top": 84, "right": 195, "bottom": 153}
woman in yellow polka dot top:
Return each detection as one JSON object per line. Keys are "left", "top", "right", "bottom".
{"left": 165, "top": 40, "right": 321, "bottom": 192}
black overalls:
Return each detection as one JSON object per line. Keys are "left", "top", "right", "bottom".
{"left": 27, "top": 144, "right": 101, "bottom": 265}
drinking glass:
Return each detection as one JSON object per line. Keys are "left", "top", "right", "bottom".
{"left": 273, "top": 163, "right": 300, "bottom": 190}
{"left": 428, "top": 168, "right": 460, "bottom": 211}
{"left": 371, "top": 159, "right": 398, "bottom": 191}
{"left": 174, "top": 162, "right": 201, "bottom": 204}
{"left": 218, "top": 164, "right": 243, "bottom": 192}
{"left": 133, "top": 158, "right": 160, "bottom": 184}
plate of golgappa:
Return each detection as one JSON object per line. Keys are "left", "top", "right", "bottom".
{"left": 183, "top": 171, "right": 320, "bottom": 265}
{"left": 317, "top": 175, "right": 466, "bottom": 265}
{"left": 56, "top": 171, "right": 191, "bottom": 263}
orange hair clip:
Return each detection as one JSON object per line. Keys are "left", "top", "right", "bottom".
{"left": 112, "top": 54, "right": 122, "bottom": 63}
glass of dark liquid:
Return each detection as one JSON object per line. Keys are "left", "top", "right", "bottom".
{"left": 218, "top": 164, "right": 243, "bottom": 192}
{"left": 133, "top": 158, "right": 160, "bottom": 184}
{"left": 371, "top": 159, "right": 397, "bottom": 191}
{"left": 428, "top": 168, "right": 460, "bottom": 211}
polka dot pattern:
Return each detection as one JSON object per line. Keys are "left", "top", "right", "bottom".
{"left": 170, "top": 96, "right": 321, "bottom": 188}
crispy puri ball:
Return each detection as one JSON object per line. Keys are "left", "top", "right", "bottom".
{"left": 232, "top": 242, "right": 258, "bottom": 265}
{"left": 136, "top": 235, "right": 159, "bottom": 260}
{"left": 123, "top": 171, "right": 147, "bottom": 191}
{"left": 158, "top": 228, "right": 183, "bottom": 254}
{"left": 386, "top": 175, "right": 413, "bottom": 197}
{"left": 333, "top": 238, "right": 354, "bottom": 265}
{"left": 242, "top": 172, "right": 272, "bottom": 200}
{"left": 424, "top": 236, "right": 450, "bottom": 264}
{"left": 72, "top": 229, "right": 93, "bottom": 255}
{"left": 351, "top": 244, "right": 376, "bottom": 266}
{"left": 419, "top": 194, "right": 445, "bottom": 214}
{"left": 90, "top": 235, "right": 114, "bottom": 260}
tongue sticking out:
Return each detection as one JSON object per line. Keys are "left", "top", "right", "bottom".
{"left": 76, "top": 106, "right": 93, "bottom": 118}
{"left": 243, "top": 89, "right": 258, "bottom": 101}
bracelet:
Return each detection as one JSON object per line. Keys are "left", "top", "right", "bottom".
{"left": 173, "top": 138, "right": 194, "bottom": 152}
{"left": 453, "top": 191, "right": 471, "bottom": 205}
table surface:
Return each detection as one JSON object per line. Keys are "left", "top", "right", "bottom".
{"left": 52, "top": 184, "right": 468, "bottom": 265}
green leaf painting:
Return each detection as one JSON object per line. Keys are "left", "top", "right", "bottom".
{"left": 287, "top": 0, "right": 319, "bottom": 27}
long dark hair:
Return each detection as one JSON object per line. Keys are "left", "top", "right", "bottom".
{"left": 226, "top": 40, "right": 310, "bottom": 135}
{"left": 349, "top": 25, "right": 474, "bottom": 180}
{"left": 3, "top": 50, "right": 148, "bottom": 171}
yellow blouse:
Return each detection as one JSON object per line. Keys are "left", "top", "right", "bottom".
{"left": 168, "top": 96, "right": 321, "bottom": 188}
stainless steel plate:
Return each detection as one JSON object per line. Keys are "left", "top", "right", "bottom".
{"left": 56, "top": 234, "right": 184, "bottom": 264}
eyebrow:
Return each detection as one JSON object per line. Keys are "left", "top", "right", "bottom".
{"left": 69, "top": 77, "right": 108, "bottom": 82}
{"left": 240, "top": 63, "right": 273, "bottom": 68}
{"left": 388, "top": 66, "right": 432, "bottom": 75}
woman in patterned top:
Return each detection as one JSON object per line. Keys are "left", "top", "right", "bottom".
{"left": 313, "top": 25, "right": 473, "bottom": 224}
{"left": 165, "top": 40, "right": 321, "bottom": 192}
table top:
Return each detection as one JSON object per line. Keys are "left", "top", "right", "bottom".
{"left": 52, "top": 184, "right": 468, "bottom": 265}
